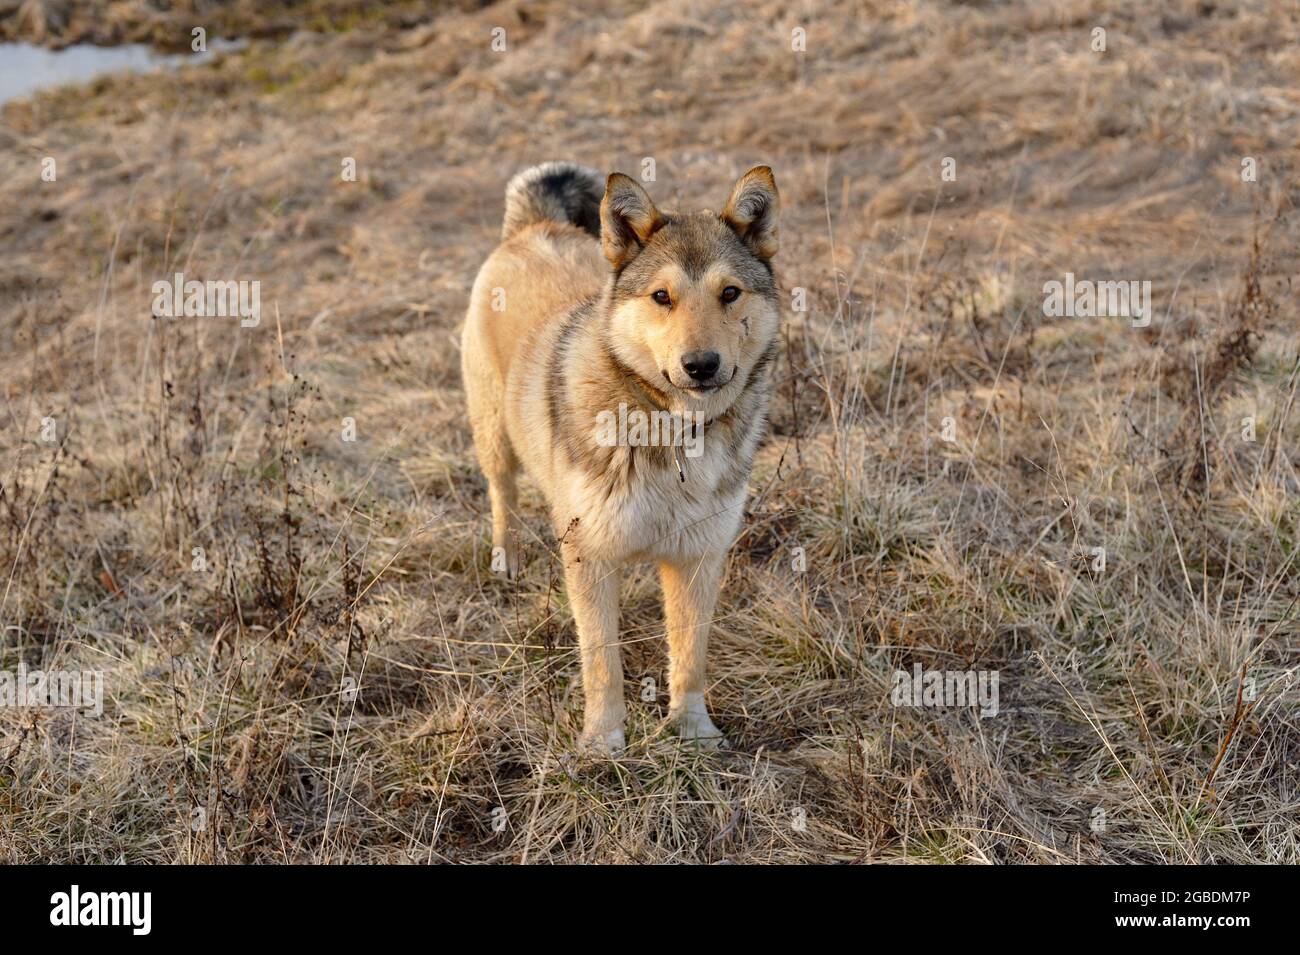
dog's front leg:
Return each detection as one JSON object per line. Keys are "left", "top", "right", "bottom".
{"left": 563, "top": 543, "right": 626, "bottom": 754}
{"left": 660, "top": 552, "right": 727, "bottom": 748}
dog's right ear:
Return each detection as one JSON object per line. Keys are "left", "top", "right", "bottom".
{"left": 601, "top": 173, "right": 663, "bottom": 269}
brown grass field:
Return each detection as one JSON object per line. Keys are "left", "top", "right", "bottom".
{"left": 1, "top": 0, "right": 1298, "bottom": 863}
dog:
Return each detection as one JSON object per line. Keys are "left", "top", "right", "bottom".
{"left": 461, "top": 161, "right": 780, "bottom": 753}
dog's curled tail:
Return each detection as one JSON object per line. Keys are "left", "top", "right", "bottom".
{"left": 501, "top": 161, "right": 604, "bottom": 241}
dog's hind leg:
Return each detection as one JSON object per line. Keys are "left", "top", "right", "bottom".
{"left": 474, "top": 422, "right": 522, "bottom": 579}
{"left": 484, "top": 447, "right": 522, "bottom": 579}
{"left": 660, "top": 552, "right": 727, "bottom": 749}
{"left": 463, "top": 355, "right": 523, "bottom": 578}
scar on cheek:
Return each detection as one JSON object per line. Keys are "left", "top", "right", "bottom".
{"left": 740, "top": 316, "right": 751, "bottom": 336}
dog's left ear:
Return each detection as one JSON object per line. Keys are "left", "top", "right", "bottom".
{"left": 721, "top": 166, "right": 779, "bottom": 261}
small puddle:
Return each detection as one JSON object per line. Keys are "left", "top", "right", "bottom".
{"left": 0, "top": 40, "right": 244, "bottom": 107}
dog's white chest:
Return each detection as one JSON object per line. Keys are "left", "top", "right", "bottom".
{"left": 561, "top": 439, "right": 745, "bottom": 563}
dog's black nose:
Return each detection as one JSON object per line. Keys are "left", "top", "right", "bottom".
{"left": 681, "top": 350, "right": 721, "bottom": 382}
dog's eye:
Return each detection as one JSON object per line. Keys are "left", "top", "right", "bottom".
{"left": 720, "top": 286, "right": 741, "bottom": 304}
{"left": 652, "top": 289, "right": 672, "bottom": 306}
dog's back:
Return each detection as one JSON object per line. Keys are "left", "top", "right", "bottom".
{"left": 463, "top": 163, "right": 606, "bottom": 378}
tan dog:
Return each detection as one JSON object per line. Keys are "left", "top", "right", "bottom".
{"left": 461, "top": 161, "right": 780, "bottom": 752}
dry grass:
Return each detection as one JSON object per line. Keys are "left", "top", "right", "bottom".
{"left": 1, "top": 0, "right": 1298, "bottom": 863}
{"left": 0, "top": 0, "right": 435, "bottom": 48}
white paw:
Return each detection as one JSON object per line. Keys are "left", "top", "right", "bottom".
{"left": 579, "top": 725, "right": 626, "bottom": 756}
{"left": 674, "top": 710, "right": 727, "bottom": 750}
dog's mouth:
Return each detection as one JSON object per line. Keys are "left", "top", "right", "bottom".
{"left": 664, "top": 366, "right": 737, "bottom": 394}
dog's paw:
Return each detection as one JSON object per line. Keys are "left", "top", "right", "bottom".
{"left": 674, "top": 711, "right": 727, "bottom": 751}
{"left": 490, "top": 544, "right": 521, "bottom": 581}
{"left": 579, "top": 726, "right": 626, "bottom": 756}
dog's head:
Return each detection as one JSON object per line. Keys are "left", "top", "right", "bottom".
{"left": 600, "top": 167, "right": 780, "bottom": 414}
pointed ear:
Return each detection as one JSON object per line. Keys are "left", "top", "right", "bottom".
{"left": 600, "top": 173, "right": 664, "bottom": 269}
{"left": 721, "top": 165, "right": 779, "bottom": 261}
